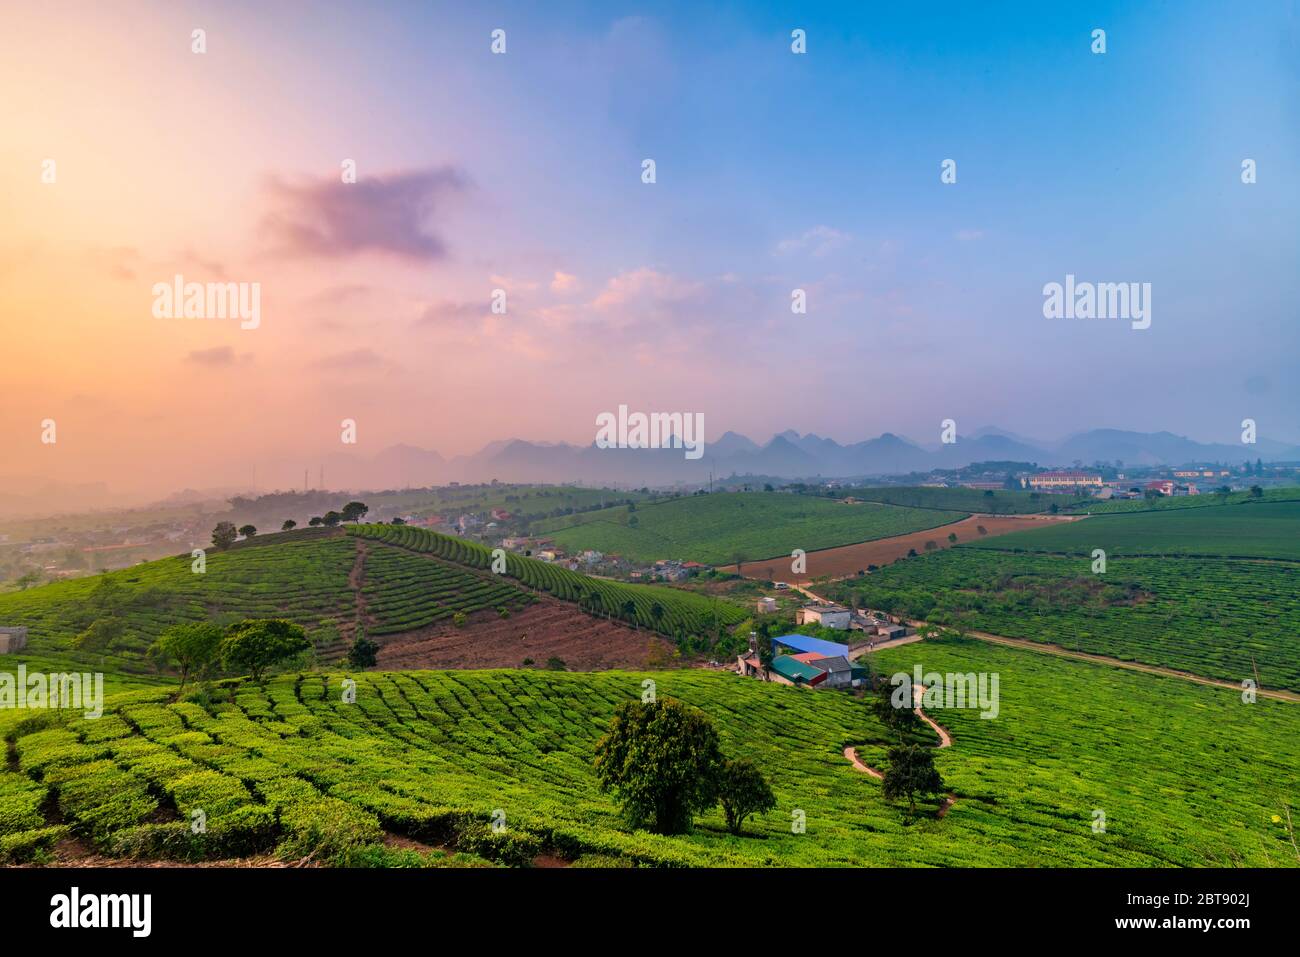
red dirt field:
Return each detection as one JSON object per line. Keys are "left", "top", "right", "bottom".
{"left": 720, "top": 513, "right": 1085, "bottom": 584}
{"left": 374, "top": 596, "right": 676, "bottom": 671}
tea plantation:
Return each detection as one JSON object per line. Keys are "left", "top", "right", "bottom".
{"left": 2, "top": 636, "right": 1295, "bottom": 866}
{"left": 530, "top": 492, "right": 966, "bottom": 565}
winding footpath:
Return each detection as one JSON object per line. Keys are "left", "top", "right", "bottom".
{"left": 845, "top": 685, "right": 958, "bottom": 817}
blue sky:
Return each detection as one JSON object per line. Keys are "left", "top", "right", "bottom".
{"left": 4, "top": 0, "right": 1297, "bottom": 495}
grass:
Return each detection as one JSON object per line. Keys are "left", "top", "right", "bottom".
{"left": 2, "top": 637, "right": 1296, "bottom": 866}
{"left": 353, "top": 524, "right": 747, "bottom": 639}
{"left": 850, "top": 486, "right": 1089, "bottom": 514}
{"left": 828, "top": 549, "right": 1300, "bottom": 691}
{"left": 531, "top": 492, "right": 967, "bottom": 565}
{"left": 966, "top": 500, "right": 1300, "bottom": 560}
{"left": 1065, "top": 485, "right": 1300, "bottom": 514}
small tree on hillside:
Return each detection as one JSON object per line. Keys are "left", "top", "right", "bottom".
{"left": 308, "top": 516, "right": 323, "bottom": 527}
{"left": 717, "top": 758, "right": 776, "bottom": 835}
{"left": 341, "top": 501, "right": 369, "bottom": 523}
{"left": 150, "top": 621, "right": 225, "bottom": 693}
{"left": 238, "top": 524, "right": 257, "bottom": 539}
{"left": 976, "top": 525, "right": 988, "bottom": 536}
{"left": 211, "top": 521, "right": 238, "bottom": 550}
{"left": 221, "top": 619, "right": 310, "bottom": 682}
{"left": 593, "top": 699, "right": 724, "bottom": 835}
{"left": 947, "top": 532, "right": 958, "bottom": 544}
{"left": 347, "top": 631, "right": 379, "bottom": 669}
{"left": 282, "top": 520, "right": 297, "bottom": 531}
{"left": 322, "top": 511, "right": 342, "bottom": 527}
{"left": 882, "top": 743, "right": 945, "bottom": 818}
{"left": 872, "top": 676, "right": 921, "bottom": 740}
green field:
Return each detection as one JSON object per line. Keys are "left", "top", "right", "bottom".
{"left": 2, "top": 636, "right": 1295, "bottom": 866}
{"left": 1064, "top": 485, "right": 1300, "bottom": 514}
{"left": 829, "top": 551, "right": 1300, "bottom": 692}
{"left": 972, "top": 501, "right": 1300, "bottom": 560}
{"left": 850, "top": 486, "right": 1088, "bottom": 514}
{"left": 352, "top": 524, "right": 746, "bottom": 639}
{"left": 531, "top": 492, "right": 967, "bottom": 565}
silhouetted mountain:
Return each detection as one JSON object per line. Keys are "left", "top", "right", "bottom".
{"left": 223, "top": 427, "right": 1300, "bottom": 492}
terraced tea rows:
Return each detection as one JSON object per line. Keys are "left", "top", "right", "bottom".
{"left": 0, "top": 535, "right": 358, "bottom": 673}
{"left": 4, "top": 639, "right": 1296, "bottom": 866}
{"left": 359, "top": 543, "right": 533, "bottom": 636}
{"left": 830, "top": 549, "right": 1300, "bottom": 691}
{"left": 353, "top": 525, "right": 746, "bottom": 639}
{"left": 531, "top": 492, "right": 967, "bottom": 565}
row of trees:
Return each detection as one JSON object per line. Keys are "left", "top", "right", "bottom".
{"left": 210, "top": 502, "right": 370, "bottom": 549}
{"left": 150, "top": 618, "right": 311, "bottom": 690}
{"left": 594, "top": 699, "right": 776, "bottom": 836}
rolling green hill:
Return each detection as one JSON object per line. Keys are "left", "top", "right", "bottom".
{"left": 3, "top": 637, "right": 1295, "bottom": 866}
{"left": 531, "top": 492, "right": 967, "bottom": 565}
{"left": 970, "top": 500, "right": 1300, "bottom": 560}
{"left": 849, "top": 486, "right": 1088, "bottom": 514}
{"left": 351, "top": 524, "right": 746, "bottom": 638}
{"left": 1064, "top": 485, "right": 1300, "bottom": 514}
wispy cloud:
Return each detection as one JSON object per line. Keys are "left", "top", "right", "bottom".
{"left": 775, "top": 225, "right": 851, "bottom": 258}
{"left": 260, "top": 167, "right": 468, "bottom": 261}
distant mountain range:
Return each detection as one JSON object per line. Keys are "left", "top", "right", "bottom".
{"left": 305, "top": 427, "right": 1300, "bottom": 491}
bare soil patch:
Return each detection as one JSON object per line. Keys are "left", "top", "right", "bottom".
{"left": 374, "top": 597, "right": 675, "bottom": 671}
{"left": 722, "top": 513, "right": 1084, "bottom": 583}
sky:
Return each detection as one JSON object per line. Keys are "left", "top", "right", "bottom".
{"left": 2, "top": 0, "right": 1297, "bottom": 499}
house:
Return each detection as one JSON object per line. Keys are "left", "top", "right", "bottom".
{"left": 1024, "top": 471, "right": 1103, "bottom": 490}
{"left": 770, "top": 633, "right": 851, "bottom": 659}
{"left": 875, "top": 623, "right": 907, "bottom": 640}
{"left": 580, "top": 549, "right": 603, "bottom": 564}
{"left": 0, "top": 627, "right": 29, "bottom": 655}
{"left": 768, "top": 654, "right": 827, "bottom": 688}
{"left": 803, "top": 655, "right": 864, "bottom": 689}
{"left": 1145, "top": 480, "right": 1176, "bottom": 496}
{"left": 755, "top": 597, "right": 778, "bottom": 615}
{"left": 796, "top": 604, "right": 851, "bottom": 630}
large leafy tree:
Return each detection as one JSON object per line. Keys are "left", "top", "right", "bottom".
{"left": 340, "top": 501, "right": 369, "bottom": 523}
{"left": 593, "top": 699, "right": 724, "bottom": 835}
{"left": 150, "top": 621, "right": 225, "bottom": 692}
{"left": 717, "top": 758, "right": 776, "bottom": 835}
{"left": 882, "top": 743, "right": 945, "bottom": 817}
{"left": 211, "top": 521, "right": 238, "bottom": 550}
{"left": 221, "top": 619, "right": 311, "bottom": 682}
{"left": 322, "top": 511, "right": 342, "bottom": 527}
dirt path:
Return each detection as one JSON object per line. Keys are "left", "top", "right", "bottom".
{"left": 722, "top": 512, "right": 1085, "bottom": 583}
{"left": 900, "top": 620, "right": 1300, "bottom": 704}
{"left": 845, "top": 686, "right": 956, "bottom": 815}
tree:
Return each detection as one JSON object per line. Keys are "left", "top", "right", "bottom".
{"left": 546, "top": 656, "right": 567, "bottom": 671}
{"left": 593, "top": 699, "right": 724, "bottom": 835}
{"left": 73, "top": 616, "right": 126, "bottom": 654}
{"left": 221, "top": 619, "right": 310, "bottom": 682}
{"left": 650, "top": 603, "right": 665, "bottom": 631}
{"left": 717, "top": 759, "right": 776, "bottom": 835}
{"left": 872, "top": 678, "right": 921, "bottom": 739}
{"left": 150, "top": 621, "right": 224, "bottom": 693}
{"left": 923, "top": 540, "right": 937, "bottom": 552}
{"left": 1250, "top": 485, "right": 1263, "bottom": 499}
{"left": 211, "top": 521, "right": 238, "bottom": 550}
{"left": 907, "top": 548, "right": 918, "bottom": 557}
{"left": 341, "top": 501, "right": 369, "bottom": 523}
{"left": 947, "top": 532, "right": 958, "bottom": 544}
{"left": 622, "top": 599, "right": 637, "bottom": 628}
{"left": 347, "top": 633, "right": 379, "bottom": 669}
{"left": 627, "top": 515, "right": 639, "bottom": 528}
{"left": 308, "top": 516, "right": 323, "bottom": 527}
{"left": 281, "top": 520, "right": 297, "bottom": 531}
{"left": 976, "top": 525, "right": 988, "bottom": 536}
{"left": 882, "top": 743, "right": 945, "bottom": 817}
{"left": 322, "top": 511, "right": 342, "bottom": 527}
{"left": 391, "top": 517, "right": 406, "bottom": 525}
{"left": 238, "top": 524, "right": 257, "bottom": 539}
